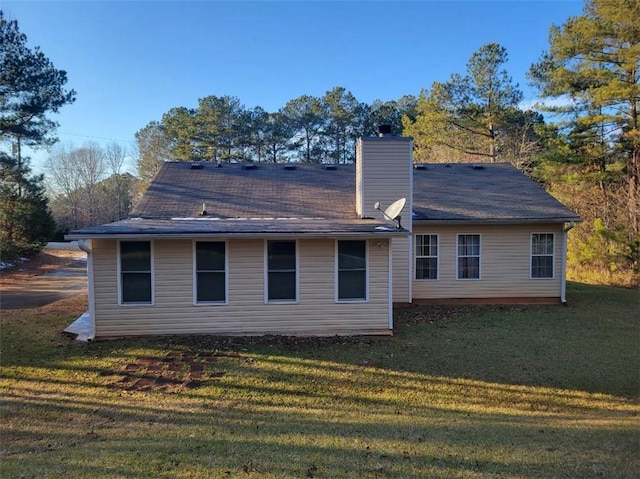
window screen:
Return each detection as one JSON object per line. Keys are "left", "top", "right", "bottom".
{"left": 338, "top": 240, "right": 366, "bottom": 300}
{"left": 415, "top": 234, "right": 438, "bottom": 280}
{"left": 196, "top": 242, "right": 226, "bottom": 302}
{"left": 457, "top": 234, "right": 480, "bottom": 279}
{"left": 120, "top": 241, "right": 152, "bottom": 304}
{"left": 531, "top": 233, "right": 554, "bottom": 278}
{"left": 267, "top": 241, "right": 296, "bottom": 301}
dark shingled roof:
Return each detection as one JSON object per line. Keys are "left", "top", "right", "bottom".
{"left": 411, "top": 163, "right": 580, "bottom": 223}
{"left": 67, "top": 161, "right": 579, "bottom": 238}
{"left": 133, "top": 161, "right": 579, "bottom": 223}
{"left": 132, "top": 162, "right": 356, "bottom": 220}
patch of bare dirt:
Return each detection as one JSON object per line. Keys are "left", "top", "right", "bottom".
{"left": 108, "top": 351, "right": 245, "bottom": 392}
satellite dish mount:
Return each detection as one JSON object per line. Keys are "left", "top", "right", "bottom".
{"left": 374, "top": 198, "right": 406, "bottom": 229}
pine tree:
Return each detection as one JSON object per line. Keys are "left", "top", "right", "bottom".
{"left": 1, "top": 11, "right": 76, "bottom": 146}
{"left": 404, "top": 43, "right": 536, "bottom": 164}
{"left": 0, "top": 153, "right": 55, "bottom": 260}
{"left": 0, "top": 11, "right": 75, "bottom": 259}
{"left": 529, "top": 0, "right": 640, "bottom": 283}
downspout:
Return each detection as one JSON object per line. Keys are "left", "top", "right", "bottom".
{"left": 77, "top": 239, "right": 96, "bottom": 341}
{"left": 407, "top": 139, "right": 414, "bottom": 305}
{"left": 388, "top": 238, "right": 393, "bottom": 330}
{"left": 560, "top": 221, "right": 575, "bottom": 305}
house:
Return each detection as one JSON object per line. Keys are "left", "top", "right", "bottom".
{"left": 66, "top": 132, "right": 580, "bottom": 340}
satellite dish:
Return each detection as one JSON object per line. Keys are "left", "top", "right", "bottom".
{"left": 374, "top": 197, "right": 406, "bottom": 229}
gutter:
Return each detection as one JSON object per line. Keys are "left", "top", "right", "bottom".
{"left": 412, "top": 217, "right": 581, "bottom": 226}
{"left": 77, "top": 240, "right": 96, "bottom": 342}
{"left": 65, "top": 230, "right": 410, "bottom": 241}
{"left": 560, "top": 221, "right": 575, "bottom": 305}
{"left": 388, "top": 238, "right": 393, "bottom": 330}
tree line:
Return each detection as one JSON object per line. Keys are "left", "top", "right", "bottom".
{"left": 1, "top": 1, "right": 637, "bottom": 285}
{"left": 134, "top": 89, "right": 418, "bottom": 178}
{"left": 135, "top": 46, "right": 546, "bottom": 184}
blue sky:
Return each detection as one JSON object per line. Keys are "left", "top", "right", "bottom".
{"left": 3, "top": 1, "right": 584, "bottom": 172}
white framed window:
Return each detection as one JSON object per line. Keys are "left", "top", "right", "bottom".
{"left": 415, "top": 234, "right": 438, "bottom": 280}
{"left": 531, "top": 233, "right": 555, "bottom": 279}
{"left": 118, "top": 240, "right": 154, "bottom": 305}
{"left": 194, "top": 241, "right": 227, "bottom": 304}
{"left": 265, "top": 240, "right": 298, "bottom": 302}
{"left": 457, "top": 234, "right": 481, "bottom": 280}
{"left": 336, "top": 240, "right": 368, "bottom": 302}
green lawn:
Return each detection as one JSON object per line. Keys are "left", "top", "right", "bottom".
{"left": 1, "top": 282, "right": 638, "bottom": 478}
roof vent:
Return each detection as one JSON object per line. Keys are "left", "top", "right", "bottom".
{"left": 471, "top": 164, "right": 485, "bottom": 170}
{"left": 242, "top": 163, "right": 257, "bottom": 170}
{"left": 413, "top": 164, "right": 427, "bottom": 170}
{"left": 190, "top": 161, "right": 204, "bottom": 169}
{"left": 377, "top": 124, "right": 392, "bottom": 137}
{"left": 322, "top": 164, "right": 337, "bottom": 170}
{"left": 283, "top": 164, "right": 297, "bottom": 170}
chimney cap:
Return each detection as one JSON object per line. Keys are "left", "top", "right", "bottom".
{"left": 377, "top": 124, "right": 392, "bottom": 136}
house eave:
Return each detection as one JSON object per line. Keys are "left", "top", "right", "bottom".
{"left": 65, "top": 230, "right": 408, "bottom": 241}
{"left": 412, "top": 217, "right": 582, "bottom": 226}
{"left": 64, "top": 218, "right": 409, "bottom": 241}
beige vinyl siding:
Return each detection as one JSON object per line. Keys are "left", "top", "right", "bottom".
{"left": 411, "top": 224, "right": 565, "bottom": 299}
{"left": 92, "top": 239, "right": 118, "bottom": 312}
{"left": 356, "top": 138, "right": 412, "bottom": 220}
{"left": 391, "top": 236, "right": 411, "bottom": 303}
{"left": 91, "top": 238, "right": 391, "bottom": 338}
{"left": 356, "top": 154, "right": 363, "bottom": 217}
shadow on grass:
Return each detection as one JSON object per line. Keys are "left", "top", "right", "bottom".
{"left": 3, "top": 370, "right": 639, "bottom": 478}
{"left": 1, "top": 283, "right": 639, "bottom": 478}
{"left": 2, "top": 282, "right": 638, "bottom": 398}
{"left": 104, "top": 284, "right": 639, "bottom": 398}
